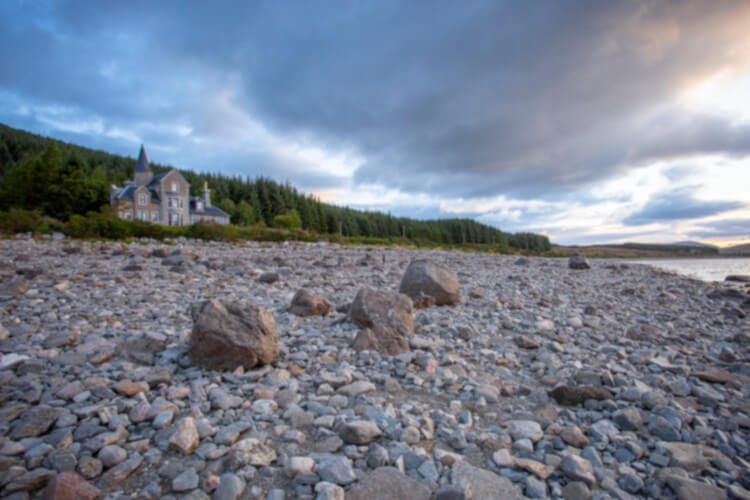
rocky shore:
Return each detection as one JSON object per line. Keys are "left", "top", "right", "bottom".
{"left": 0, "top": 238, "right": 748, "bottom": 500}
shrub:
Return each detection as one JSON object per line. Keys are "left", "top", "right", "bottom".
{"left": 273, "top": 209, "right": 302, "bottom": 229}
{"left": 185, "top": 221, "right": 238, "bottom": 241}
{"left": 64, "top": 214, "right": 93, "bottom": 238}
{"left": 35, "top": 216, "right": 64, "bottom": 234}
{"left": 0, "top": 208, "right": 41, "bottom": 234}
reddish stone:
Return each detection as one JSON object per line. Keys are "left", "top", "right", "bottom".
{"left": 43, "top": 471, "right": 101, "bottom": 500}
{"left": 112, "top": 381, "right": 148, "bottom": 397}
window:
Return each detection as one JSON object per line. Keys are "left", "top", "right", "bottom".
{"left": 196, "top": 202, "right": 203, "bottom": 211}
{"left": 138, "top": 210, "right": 147, "bottom": 221}
{"left": 151, "top": 211, "right": 159, "bottom": 222}
{"left": 171, "top": 182, "right": 178, "bottom": 192}
{"left": 192, "top": 216, "right": 199, "bottom": 224}
{"left": 138, "top": 194, "right": 147, "bottom": 205}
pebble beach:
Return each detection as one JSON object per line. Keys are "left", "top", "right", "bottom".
{"left": 0, "top": 238, "right": 749, "bottom": 500}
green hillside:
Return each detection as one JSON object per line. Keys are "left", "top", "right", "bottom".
{"left": 0, "top": 122, "right": 550, "bottom": 251}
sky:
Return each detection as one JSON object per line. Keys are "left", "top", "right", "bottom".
{"left": 2, "top": 1, "right": 749, "bottom": 246}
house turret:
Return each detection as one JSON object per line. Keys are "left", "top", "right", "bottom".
{"left": 202, "top": 181, "right": 212, "bottom": 207}
{"left": 134, "top": 145, "right": 153, "bottom": 186}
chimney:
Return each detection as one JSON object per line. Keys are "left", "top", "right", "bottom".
{"left": 202, "top": 182, "right": 211, "bottom": 207}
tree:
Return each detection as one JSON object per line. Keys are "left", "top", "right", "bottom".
{"left": 236, "top": 199, "right": 255, "bottom": 226}
{"left": 217, "top": 198, "right": 236, "bottom": 223}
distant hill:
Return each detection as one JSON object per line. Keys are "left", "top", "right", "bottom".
{"left": 553, "top": 242, "right": 720, "bottom": 258}
{"left": 0, "top": 122, "right": 551, "bottom": 251}
{"left": 721, "top": 243, "right": 750, "bottom": 255}
{"left": 672, "top": 241, "right": 719, "bottom": 249}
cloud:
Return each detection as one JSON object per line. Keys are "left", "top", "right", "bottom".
{"left": 1, "top": 1, "right": 750, "bottom": 243}
{"left": 623, "top": 188, "right": 746, "bottom": 225}
{"left": 687, "top": 218, "right": 750, "bottom": 239}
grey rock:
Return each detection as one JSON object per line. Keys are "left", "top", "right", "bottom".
{"left": 399, "top": 258, "right": 460, "bottom": 306}
{"left": 558, "top": 454, "right": 596, "bottom": 487}
{"left": 562, "top": 481, "right": 591, "bottom": 500}
{"left": 172, "top": 467, "right": 199, "bottom": 492}
{"left": 614, "top": 408, "right": 642, "bottom": 431}
{"left": 317, "top": 456, "right": 356, "bottom": 485}
{"left": 451, "top": 459, "right": 520, "bottom": 499}
{"left": 97, "top": 445, "right": 127, "bottom": 468}
{"left": 663, "top": 474, "right": 727, "bottom": 500}
{"left": 345, "top": 466, "right": 431, "bottom": 500}
{"left": 10, "top": 405, "right": 62, "bottom": 439}
{"left": 569, "top": 256, "right": 591, "bottom": 269}
{"left": 213, "top": 473, "right": 246, "bottom": 500}
{"left": 349, "top": 287, "right": 414, "bottom": 336}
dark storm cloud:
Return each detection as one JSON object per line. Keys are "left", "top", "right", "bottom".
{"left": 1, "top": 0, "right": 750, "bottom": 202}
{"left": 623, "top": 188, "right": 746, "bottom": 226}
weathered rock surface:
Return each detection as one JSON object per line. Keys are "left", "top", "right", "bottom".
{"left": 451, "top": 459, "right": 520, "bottom": 499}
{"left": 568, "top": 255, "right": 591, "bottom": 269}
{"left": 348, "top": 287, "right": 414, "bottom": 335}
{"left": 351, "top": 326, "right": 410, "bottom": 356}
{"left": 188, "top": 299, "right": 279, "bottom": 370}
{"left": 399, "top": 258, "right": 460, "bottom": 306}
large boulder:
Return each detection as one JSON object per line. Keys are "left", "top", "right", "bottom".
{"left": 349, "top": 287, "right": 413, "bottom": 336}
{"left": 188, "top": 300, "right": 279, "bottom": 371}
{"left": 288, "top": 289, "right": 332, "bottom": 317}
{"left": 352, "top": 326, "right": 409, "bottom": 356}
{"left": 399, "top": 259, "right": 460, "bottom": 306}
{"left": 568, "top": 256, "right": 590, "bottom": 270}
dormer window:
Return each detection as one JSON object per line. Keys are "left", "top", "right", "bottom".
{"left": 138, "top": 194, "right": 147, "bottom": 205}
{"left": 171, "top": 182, "right": 178, "bottom": 192}
{"left": 197, "top": 202, "right": 203, "bottom": 211}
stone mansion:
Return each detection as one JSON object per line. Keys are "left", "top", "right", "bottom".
{"left": 109, "top": 146, "right": 230, "bottom": 225}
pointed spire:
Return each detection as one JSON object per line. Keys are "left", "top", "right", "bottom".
{"left": 135, "top": 144, "right": 150, "bottom": 172}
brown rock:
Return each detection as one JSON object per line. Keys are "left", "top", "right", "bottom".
{"left": 98, "top": 454, "right": 143, "bottom": 489}
{"left": 188, "top": 299, "right": 279, "bottom": 371}
{"left": 112, "top": 381, "right": 149, "bottom": 397}
{"left": 352, "top": 326, "right": 409, "bottom": 356}
{"left": 288, "top": 289, "right": 332, "bottom": 316}
{"left": 346, "top": 466, "right": 431, "bottom": 500}
{"left": 349, "top": 287, "right": 414, "bottom": 336}
{"left": 548, "top": 385, "right": 613, "bottom": 406}
{"left": 515, "top": 335, "right": 540, "bottom": 349}
{"left": 43, "top": 471, "right": 101, "bottom": 500}
{"left": 399, "top": 258, "right": 460, "bottom": 306}
{"left": 560, "top": 426, "right": 589, "bottom": 448}
{"left": 664, "top": 474, "right": 727, "bottom": 500}
{"left": 693, "top": 370, "right": 750, "bottom": 385}
{"left": 169, "top": 417, "right": 200, "bottom": 455}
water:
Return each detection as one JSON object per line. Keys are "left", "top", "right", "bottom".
{"left": 627, "top": 257, "right": 750, "bottom": 282}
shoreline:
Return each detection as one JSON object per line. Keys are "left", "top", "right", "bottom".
{"left": 0, "top": 239, "right": 748, "bottom": 499}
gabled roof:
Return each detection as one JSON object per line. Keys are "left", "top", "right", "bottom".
{"left": 112, "top": 185, "right": 159, "bottom": 203}
{"left": 148, "top": 172, "right": 169, "bottom": 186}
{"left": 135, "top": 145, "right": 150, "bottom": 173}
{"left": 114, "top": 185, "right": 136, "bottom": 201}
{"left": 190, "top": 197, "right": 230, "bottom": 217}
